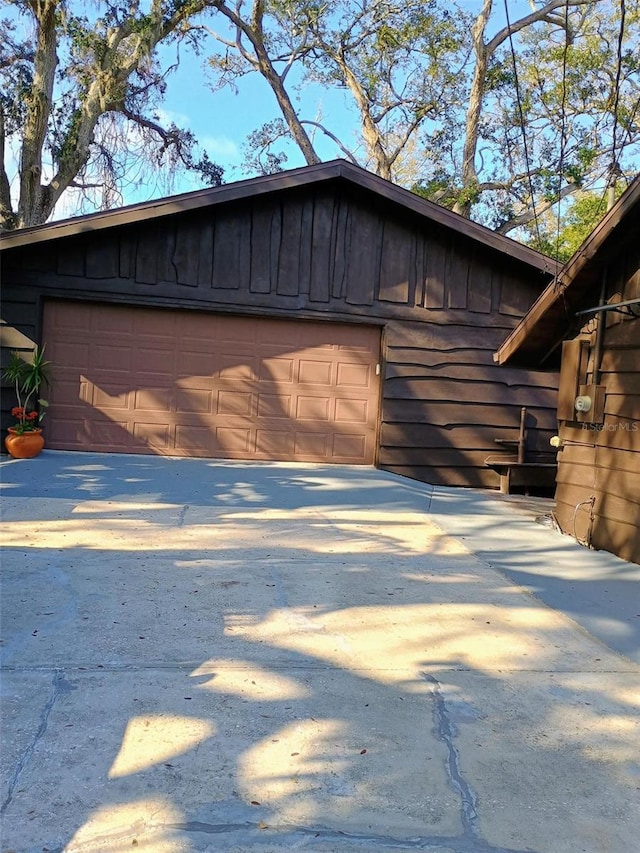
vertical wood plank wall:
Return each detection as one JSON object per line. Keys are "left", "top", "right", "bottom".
{"left": 555, "top": 239, "right": 640, "bottom": 562}
{"left": 1, "top": 185, "right": 559, "bottom": 488}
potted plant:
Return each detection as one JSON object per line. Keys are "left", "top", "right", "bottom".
{"left": 3, "top": 346, "right": 50, "bottom": 458}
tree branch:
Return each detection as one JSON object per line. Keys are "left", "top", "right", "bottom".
{"left": 300, "top": 120, "right": 359, "bottom": 164}
{"left": 486, "top": 0, "right": 594, "bottom": 53}
{"left": 497, "top": 180, "right": 578, "bottom": 234}
{"left": 212, "top": 0, "right": 320, "bottom": 164}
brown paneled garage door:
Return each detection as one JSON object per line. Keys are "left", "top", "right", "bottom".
{"left": 43, "top": 302, "right": 381, "bottom": 464}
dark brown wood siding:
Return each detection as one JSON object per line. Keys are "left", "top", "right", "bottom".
{"left": 1, "top": 182, "right": 558, "bottom": 487}
{"left": 555, "top": 243, "right": 640, "bottom": 563}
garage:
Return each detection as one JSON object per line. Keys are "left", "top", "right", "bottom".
{"left": 42, "top": 301, "right": 381, "bottom": 464}
{"left": 3, "top": 162, "right": 559, "bottom": 485}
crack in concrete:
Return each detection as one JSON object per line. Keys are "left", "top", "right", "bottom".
{"left": 171, "top": 820, "right": 452, "bottom": 848}
{"left": 170, "top": 819, "right": 536, "bottom": 852}
{"left": 422, "top": 673, "right": 479, "bottom": 839}
{"left": 1, "top": 670, "right": 73, "bottom": 815}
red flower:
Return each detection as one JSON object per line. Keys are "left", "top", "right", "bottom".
{"left": 27, "top": 411, "right": 39, "bottom": 421}
{"left": 11, "top": 406, "right": 25, "bottom": 418}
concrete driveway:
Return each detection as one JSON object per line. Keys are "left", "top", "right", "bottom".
{"left": 1, "top": 452, "right": 638, "bottom": 853}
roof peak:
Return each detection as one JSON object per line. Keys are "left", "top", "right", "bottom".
{"left": 1, "top": 159, "right": 555, "bottom": 273}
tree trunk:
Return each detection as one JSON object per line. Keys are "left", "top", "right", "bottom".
{"left": 254, "top": 47, "right": 321, "bottom": 166}
{"left": 17, "top": 0, "right": 59, "bottom": 227}
{"left": 454, "top": 0, "right": 492, "bottom": 218}
{"left": 0, "top": 107, "right": 15, "bottom": 229}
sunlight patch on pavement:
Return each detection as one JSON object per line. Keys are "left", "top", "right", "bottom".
{"left": 545, "top": 699, "right": 640, "bottom": 776}
{"left": 237, "top": 718, "right": 349, "bottom": 824}
{"left": 0, "top": 507, "right": 457, "bottom": 556}
{"left": 108, "top": 715, "right": 215, "bottom": 778}
{"left": 228, "top": 603, "right": 576, "bottom": 678}
{"left": 72, "top": 501, "right": 184, "bottom": 513}
{"left": 66, "top": 797, "right": 184, "bottom": 852}
{"left": 190, "top": 659, "right": 310, "bottom": 700}
{"left": 223, "top": 508, "right": 463, "bottom": 554}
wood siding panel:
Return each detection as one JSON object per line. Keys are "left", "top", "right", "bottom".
{"left": 197, "top": 223, "right": 214, "bottom": 288}
{"left": 345, "top": 208, "right": 379, "bottom": 306}
{"left": 387, "top": 320, "right": 513, "bottom": 350}
{"left": 592, "top": 518, "right": 640, "bottom": 564}
{"left": 58, "top": 243, "right": 85, "bottom": 277}
{"left": 85, "top": 241, "right": 119, "bottom": 279}
{"left": 499, "top": 271, "right": 533, "bottom": 316}
{"left": 467, "top": 255, "right": 493, "bottom": 314}
{"left": 385, "top": 362, "right": 557, "bottom": 390}
{"left": 446, "top": 244, "right": 469, "bottom": 310}
{"left": 135, "top": 228, "right": 160, "bottom": 284}
{"left": 250, "top": 205, "right": 274, "bottom": 294}
{"left": 298, "top": 197, "right": 314, "bottom": 295}
{"left": 594, "top": 465, "right": 640, "bottom": 503}
{"left": 277, "top": 199, "right": 304, "bottom": 296}
{"left": 382, "top": 399, "right": 558, "bottom": 431}
{"left": 119, "top": 234, "right": 135, "bottom": 279}
{"left": 602, "top": 318, "right": 639, "bottom": 347}
{"left": 212, "top": 212, "right": 249, "bottom": 290}
{"left": 600, "top": 348, "right": 640, "bottom": 373}
{"left": 309, "top": 196, "right": 334, "bottom": 303}
{"left": 594, "top": 444, "right": 640, "bottom": 475}
{"left": 424, "top": 239, "right": 446, "bottom": 309}
{"left": 381, "top": 423, "right": 555, "bottom": 454}
{"left": 379, "top": 220, "right": 412, "bottom": 304}
{"left": 173, "top": 220, "right": 202, "bottom": 287}
{"left": 384, "top": 377, "right": 555, "bottom": 408}
{"left": 331, "top": 201, "right": 349, "bottom": 299}
{"left": 597, "top": 371, "right": 640, "bottom": 396}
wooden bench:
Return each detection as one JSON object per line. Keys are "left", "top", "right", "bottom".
{"left": 484, "top": 407, "right": 557, "bottom": 494}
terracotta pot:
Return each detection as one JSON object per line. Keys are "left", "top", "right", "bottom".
{"left": 5, "top": 428, "right": 45, "bottom": 459}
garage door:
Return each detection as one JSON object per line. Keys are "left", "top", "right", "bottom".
{"left": 43, "top": 302, "right": 381, "bottom": 464}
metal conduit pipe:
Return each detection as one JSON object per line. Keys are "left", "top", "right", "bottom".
{"left": 592, "top": 268, "right": 607, "bottom": 386}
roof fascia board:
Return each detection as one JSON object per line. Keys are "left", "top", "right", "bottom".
{"left": 0, "top": 161, "right": 342, "bottom": 250}
{"left": 1, "top": 158, "right": 555, "bottom": 273}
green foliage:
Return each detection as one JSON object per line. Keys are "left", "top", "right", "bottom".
{"left": 524, "top": 187, "right": 626, "bottom": 263}
{"left": 244, "top": 120, "right": 290, "bottom": 174}
{"left": 3, "top": 347, "right": 51, "bottom": 433}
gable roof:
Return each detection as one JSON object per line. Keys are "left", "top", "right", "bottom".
{"left": 495, "top": 174, "right": 640, "bottom": 366}
{"left": 1, "top": 159, "right": 556, "bottom": 273}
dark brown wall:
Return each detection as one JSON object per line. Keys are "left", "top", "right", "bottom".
{"left": 555, "top": 240, "right": 640, "bottom": 563}
{"left": 1, "top": 182, "right": 558, "bottom": 487}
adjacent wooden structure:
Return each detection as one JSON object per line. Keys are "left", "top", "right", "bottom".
{"left": 2, "top": 160, "right": 559, "bottom": 487}
{"left": 496, "top": 176, "right": 640, "bottom": 563}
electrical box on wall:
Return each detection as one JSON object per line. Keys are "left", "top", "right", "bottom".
{"left": 557, "top": 339, "right": 590, "bottom": 421}
{"left": 574, "top": 384, "right": 606, "bottom": 424}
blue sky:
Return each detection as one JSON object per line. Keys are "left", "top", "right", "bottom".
{"left": 155, "top": 31, "right": 361, "bottom": 191}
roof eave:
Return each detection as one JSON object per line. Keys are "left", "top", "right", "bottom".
{"left": 0, "top": 159, "right": 556, "bottom": 274}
